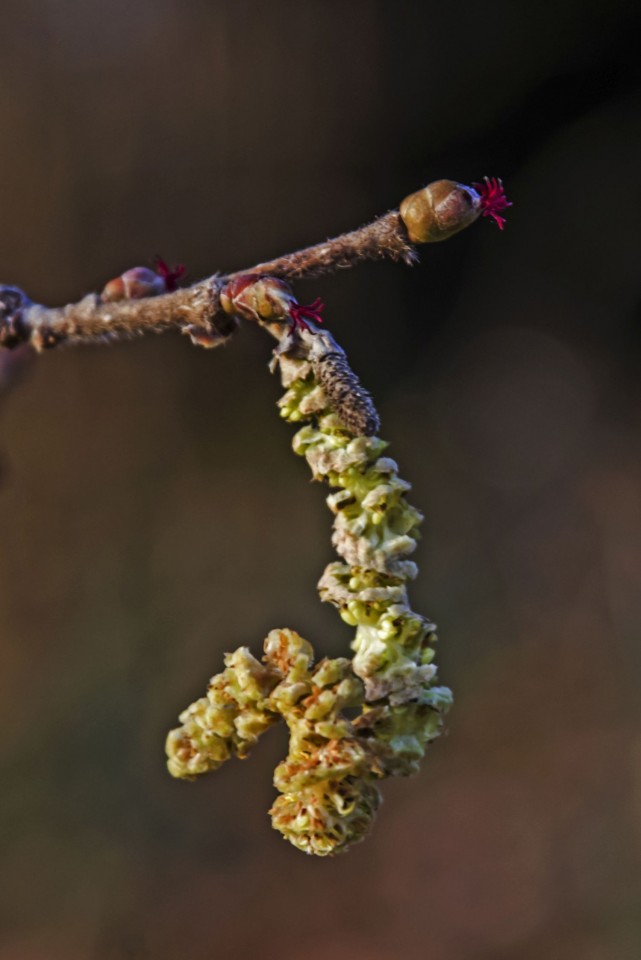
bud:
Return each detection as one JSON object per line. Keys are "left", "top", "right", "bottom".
{"left": 220, "top": 274, "right": 294, "bottom": 323}
{"left": 399, "top": 179, "right": 481, "bottom": 243}
{"left": 101, "top": 266, "right": 166, "bottom": 302}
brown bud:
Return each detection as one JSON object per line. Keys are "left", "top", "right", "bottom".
{"left": 220, "top": 274, "right": 294, "bottom": 323}
{"left": 101, "top": 267, "right": 166, "bottom": 302}
{"left": 399, "top": 179, "right": 481, "bottom": 244}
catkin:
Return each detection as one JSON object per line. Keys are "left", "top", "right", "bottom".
{"left": 307, "top": 332, "right": 380, "bottom": 436}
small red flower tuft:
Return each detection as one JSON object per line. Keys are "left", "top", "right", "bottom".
{"left": 154, "top": 256, "right": 186, "bottom": 292}
{"left": 289, "top": 297, "right": 325, "bottom": 333}
{"left": 472, "top": 177, "right": 512, "bottom": 231}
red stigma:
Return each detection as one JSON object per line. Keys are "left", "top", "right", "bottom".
{"left": 154, "top": 256, "right": 186, "bottom": 291}
{"left": 472, "top": 177, "right": 512, "bottom": 230}
{"left": 289, "top": 297, "right": 325, "bottom": 332}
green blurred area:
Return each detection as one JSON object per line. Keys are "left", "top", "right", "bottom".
{"left": 1, "top": 1, "right": 640, "bottom": 958}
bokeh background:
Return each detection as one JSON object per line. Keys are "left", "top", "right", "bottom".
{"left": 1, "top": 2, "right": 640, "bottom": 958}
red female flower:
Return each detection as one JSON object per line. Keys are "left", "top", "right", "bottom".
{"left": 472, "top": 177, "right": 512, "bottom": 230}
{"left": 289, "top": 297, "right": 325, "bottom": 333}
{"left": 153, "top": 256, "right": 186, "bottom": 291}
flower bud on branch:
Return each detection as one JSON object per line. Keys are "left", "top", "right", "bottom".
{"left": 98, "top": 258, "right": 185, "bottom": 305}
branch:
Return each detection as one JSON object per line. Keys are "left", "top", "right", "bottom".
{"left": 243, "top": 209, "right": 417, "bottom": 280}
{"left": 0, "top": 173, "right": 512, "bottom": 856}
{"left": 0, "top": 177, "right": 510, "bottom": 354}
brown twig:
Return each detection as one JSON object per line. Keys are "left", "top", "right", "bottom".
{"left": 0, "top": 178, "right": 490, "bottom": 354}
{"left": 0, "top": 280, "right": 235, "bottom": 352}
{"left": 243, "top": 210, "right": 417, "bottom": 281}
{"left": 0, "top": 216, "right": 411, "bottom": 353}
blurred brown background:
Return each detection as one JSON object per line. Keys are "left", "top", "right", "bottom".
{"left": 1, "top": 1, "right": 640, "bottom": 958}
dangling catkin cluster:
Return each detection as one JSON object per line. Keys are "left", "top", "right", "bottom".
{"left": 166, "top": 323, "right": 452, "bottom": 856}
{"left": 279, "top": 331, "right": 452, "bottom": 778}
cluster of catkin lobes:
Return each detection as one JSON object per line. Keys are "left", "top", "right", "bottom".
{"left": 166, "top": 315, "right": 452, "bottom": 855}
{"left": 279, "top": 338, "right": 452, "bottom": 774}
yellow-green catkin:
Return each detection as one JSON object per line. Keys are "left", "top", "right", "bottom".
{"left": 279, "top": 331, "right": 452, "bottom": 779}
{"left": 166, "top": 327, "right": 452, "bottom": 856}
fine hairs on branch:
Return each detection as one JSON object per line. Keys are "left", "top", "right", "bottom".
{"left": 0, "top": 176, "right": 511, "bottom": 856}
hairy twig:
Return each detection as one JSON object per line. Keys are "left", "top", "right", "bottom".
{"left": 244, "top": 209, "right": 417, "bottom": 280}
{"left": 0, "top": 177, "right": 498, "bottom": 354}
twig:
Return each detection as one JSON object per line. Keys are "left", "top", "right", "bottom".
{"left": 0, "top": 177, "right": 502, "bottom": 354}
{"left": 243, "top": 209, "right": 417, "bottom": 280}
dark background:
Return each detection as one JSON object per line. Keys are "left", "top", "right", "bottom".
{"left": 1, "top": 2, "right": 640, "bottom": 958}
